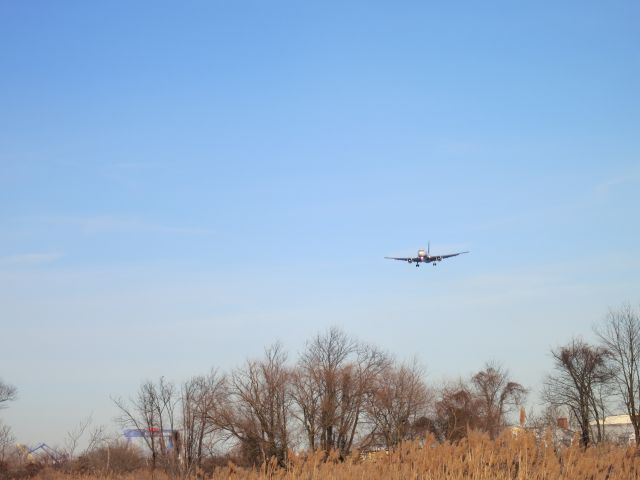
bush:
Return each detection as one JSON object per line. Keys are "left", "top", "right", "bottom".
{"left": 74, "top": 442, "right": 145, "bottom": 475}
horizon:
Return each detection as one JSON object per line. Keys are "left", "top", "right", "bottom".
{"left": 1, "top": 1, "right": 639, "bottom": 449}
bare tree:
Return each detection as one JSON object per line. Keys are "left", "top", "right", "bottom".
{"left": 112, "top": 377, "right": 178, "bottom": 471}
{"left": 180, "top": 370, "right": 225, "bottom": 474}
{"left": 0, "top": 421, "right": 15, "bottom": 462}
{"left": 0, "top": 380, "right": 17, "bottom": 464}
{"left": 596, "top": 304, "right": 640, "bottom": 446}
{"left": 292, "top": 327, "right": 391, "bottom": 458}
{"left": 434, "top": 380, "right": 482, "bottom": 442}
{"left": 364, "top": 358, "right": 431, "bottom": 450}
{"left": 292, "top": 327, "right": 356, "bottom": 455}
{"left": 156, "top": 377, "right": 179, "bottom": 473}
{"left": 214, "top": 343, "right": 291, "bottom": 467}
{"left": 62, "top": 416, "right": 112, "bottom": 470}
{"left": 0, "top": 379, "right": 16, "bottom": 408}
{"left": 543, "top": 338, "right": 613, "bottom": 447}
{"left": 64, "top": 415, "right": 93, "bottom": 459}
{"left": 471, "top": 362, "right": 527, "bottom": 439}
{"left": 84, "top": 424, "right": 111, "bottom": 454}
{"left": 290, "top": 365, "right": 322, "bottom": 451}
{"left": 338, "top": 342, "right": 390, "bottom": 456}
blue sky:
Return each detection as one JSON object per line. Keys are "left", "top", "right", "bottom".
{"left": 1, "top": 1, "right": 639, "bottom": 446}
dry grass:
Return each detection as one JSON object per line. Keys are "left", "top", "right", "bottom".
{"left": 30, "top": 431, "right": 640, "bottom": 480}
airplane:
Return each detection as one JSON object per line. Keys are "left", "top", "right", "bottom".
{"left": 385, "top": 242, "right": 469, "bottom": 267}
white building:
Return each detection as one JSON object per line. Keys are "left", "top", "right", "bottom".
{"left": 590, "top": 415, "right": 636, "bottom": 445}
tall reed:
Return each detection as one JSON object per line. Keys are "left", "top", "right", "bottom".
{"left": 30, "top": 431, "right": 640, "bottom": 480}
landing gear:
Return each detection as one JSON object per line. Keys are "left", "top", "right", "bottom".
{"left": 433, "top": 262, "right": 437, "bottom": 266}
{"left": 415, "top": 263, "right": 419, "bottom": 267}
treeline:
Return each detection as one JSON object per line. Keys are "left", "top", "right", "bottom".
{"left": 106, "top": 303, "right": 640, "bottom": 476}
{"left": 110, "top": 327, "right": 528, "bottom": 476}
{"left": 2, "top": 303, "right": 640, "bottom": 479}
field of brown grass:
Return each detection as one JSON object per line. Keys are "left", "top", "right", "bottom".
{"left": 29, "top": 431, "right": 640, "bottom": 480}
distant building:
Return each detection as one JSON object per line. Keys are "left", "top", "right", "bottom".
{"left": 590, "top": 415, "right": 636, "bottom": 445}
{"left": 553, "top": 417, "right": 575, "bottom": 446}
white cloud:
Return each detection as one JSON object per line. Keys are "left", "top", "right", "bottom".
{"left": 37, "top": 215, "right": 214, "bottom": 236}
{"left": 594, "top": 168, "right": 640, "bottom": 200}
{"left": 0, "top": 252, "right": 63, "bottom": 267}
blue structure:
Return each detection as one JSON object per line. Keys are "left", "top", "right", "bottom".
{"left": 27, "top": 443, "right": 61, "bottom": 463}
{"left": 123, "top": 428, "right": 177, "bottom": 449}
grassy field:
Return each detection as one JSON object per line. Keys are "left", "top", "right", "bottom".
{"left": 28, "top": 431, "right": 640, "bottom": 480}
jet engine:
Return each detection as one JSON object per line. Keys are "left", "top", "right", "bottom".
{"left": 436, "top": 256, "right": 442, "bottom": 261}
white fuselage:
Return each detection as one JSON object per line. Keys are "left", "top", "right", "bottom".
{"left": 413, "top": 249, "right": 431, "bottom": 263}
{"left": 413, "top": 249, "right": 441, "bottom": 264}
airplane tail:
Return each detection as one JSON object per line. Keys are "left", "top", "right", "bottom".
{"left": 428, "top": 241, "right": 430, "bottom": 256}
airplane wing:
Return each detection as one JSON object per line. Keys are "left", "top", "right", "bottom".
{"left": 384, "top": 256, "right": 415, "bottom": 262}
{"left": 439, "top": 251, "right": 469, "bottom": 259}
